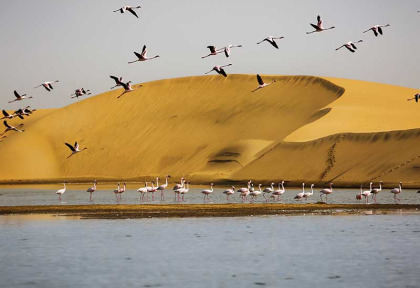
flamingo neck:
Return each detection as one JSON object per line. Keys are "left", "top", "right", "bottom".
{"left": 165, "top": 176, "right": 168, "bottom": 186}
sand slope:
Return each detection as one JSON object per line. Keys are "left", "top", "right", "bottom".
{"left": 0, "top": 75, "right": 419, "bottom": 186}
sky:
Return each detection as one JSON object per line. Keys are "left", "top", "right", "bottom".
{"left": 0, "top": 0, "right": 419, "bottom": 109}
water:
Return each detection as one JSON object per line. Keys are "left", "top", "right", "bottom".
{"left": 0, "top": 214, "right": 419, "bottom": 288}
{"left": 0, "top": 186, "right": 419, "bottom": 206}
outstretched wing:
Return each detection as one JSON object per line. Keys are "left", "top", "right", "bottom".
{"left": 207, "top": 46, "right": 216, "bottom": 53}
{"left": 269, "top": 39, "right": 279, "bottom": 49}
{"left": 378, "top": 26, "right": 383, "bottom": 35}
{"left": 141, "top": 45, "right": 147, "bottom": 57}
{"left": 4, "top": 121, "right": 11, "bottom": 128}
{"left": 373, "top": 29, "right": 378, "bottom": 37}
{"left": 134, "top": 51, "right": 142, "bottom": 59}
{"left": 257, "top": 74, "right": 264, "bottom": 85}
{"left": 345, "top": 46, "right": 355, "bottom": 53}
{"left": 74, "top": 142, "right": 79, "bottom": 150}
{"left": 219, "top": 68, "right": 227, "bottom": 77}
{"left": 110, "top": 75, "right": 121, "bottom": 84}
{"left": 65, "top": 142, "right": 75, "bottom": 152}
{"left": 127, "top": 8, "right": 139, "bottom": 18}
{"left": 2, "top": 110, "right": 9, "bottom": 117}
{"left": 14, "top": 90, "right": 20, "bottom": 99}
{"left": 350, "top": 43, "right": 357, "bottom": 50}
{"left": 224, "top": 47, "right": 230, "bottom": 57}
{"left": 310, "top": 23, "right": 319, "bottom": 30}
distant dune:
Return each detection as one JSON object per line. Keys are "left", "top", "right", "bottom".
{"left": 0, "top": 75, "right": 419, "bottom": 187}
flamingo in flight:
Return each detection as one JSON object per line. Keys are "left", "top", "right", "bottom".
{"left": 117, "top": 81, "right": 142, "bottom": 98}
{"left": 64, "top": 141, "right": 87, "bottom": 159}
{"left": 113, "top": 6, "right": 141, "bottom": 18}
{"left": 336, "top": 40, "right": 363, "bottom": 53}
{"left": 306, "top": 15, "right": 335, "bottom": 34}
{"left": 87, "top": 180, "right": 97, "bottom": 201}
{"left": 8, "top": 91, "right": 33, "bottom": 103}
{"left": 201, "top": 46, "right": 225, "bottom": 58}
{"left": 319, "top": 183, "right": 333, "bottom": 203}
{"left": 1, "top": 110, "right": 17, "bottom": 120}
{"left": 205, "top": 64, "right": 232, "bottom": 77}
{"left": 222, "top": 44, "right": 243, "bottom": 57}
{"left": 223, "top": 186, "right": 235, "bottom": 202}
{"left": 407, "top": 94, "right": 419, "bottom": 103}
{"left": 157, "top": 175, "right": 171, "bottom": 201}
{"left": 56, "top": 181, "right": 67, "bottom": 202}
{"left": 363, "top": 24, "right": 390, "bottom": 37}
{"left": 71, "top": 88, "right": 91, "bottom": 99}
{"left": 1, "top": 121, "right": 24, "bottom": 136}
{"left": 371, "top": 181, "right": 383, "bottom": 204}
{"left": 128, "top": 45, "right": 160, "bottom": 64}
{"left": 390, "top": 182, "right": 402, "bottom": 204}
{"left": 110, "top": 75, "right": 124, "bottom": 89}
{"left": 13, "top": 107, "right": 30, "bottom": 119}
{"left": 252, "top": 74, "right": 276, "bottom": 92}
{"left": 257, "top": 36, "right": 284, "bottom": 49}
{"left": 34, "top": 81, "right": 59, "bottom": 92}
{"left": 201, "top": 183, "right": 214, "bottom": 203}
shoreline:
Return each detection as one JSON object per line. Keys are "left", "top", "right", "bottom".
{"left": 1, "top": 204, "right": 419, "bottom": 219}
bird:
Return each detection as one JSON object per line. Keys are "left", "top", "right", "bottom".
{"left": 222, "top": 44, "right": 243, "bottom": 57}
{"left": 363, "top": 24, "right": 390, "bottom": 37}
{"left": 147, "top": 179, "right": 158, "bottom": 201}
{"left": 117, "top": 81, "right": 142, "bottom": 98}
{"left": 0, "top": 121, "right": 24, "bottom": 136}
{"left": 294, "top": 183, "right": 306, "bottom": 200}
{"left": 390, "top": 182, "right": 402, "bottom": 204}
{"left": 336, "top": 40, "right": 363, "bottom": 53}
{"left": 128, "top": 45, "right": 160, "bottom": 64}
{"left": 86, "top": 180, "right": 97, "bottom": 201}
{"left": 250, "top": 184, "right": 263, "bottom": 202}
{"left": 114, "top": 182, "right": 120, "bottom": 199}
{"left": 71, "top": 88, "right": 91, "bottom": 99}
{"left": 34, "top": 81, "right": 59, "bottom": 92}
{"left": 237, "top": 180, "right": 252, "bottom": 203}
{"left": 262, "top": 182, "right": 275, "bottom": 202}
{"left": 8, "top": 91, "right": 33, "bottom": 103}
{"left": 252, "top": 74, "right": 276, "bottom": 92}
{"left": 117, "top": 182, "right": 126, "bottom": 200}
{"left": 55, "top": 181, "right": 67, "bottom": 202}
{"left": 223, "top": 186, "right": 235, "bottom": 202}
{"left": 64, "top": 142, "right": 87, "bottom": 159}
{"left": 319, "top": 183, "right": 333, "bottom": 203}
{"left": 306, "top": 15, "right": 335, "bottom": 34}
{"left": 173, "top": 177, "right": 185, "bottom": 201}
{"left": 110, "top": 75, "right": 124, "bottom": 89}
{"left": 113, "top": 6, "right": 141, "bottom": 18}
{"left": 407, "top": 94, "right": 419, "bottom": 103}
{"left": 201, "top": 183, "right": 214, "bottom": 203}
{"left": 205, "top": 64, "right": 232, "bottom": 77}
{"left": 1, "top": 110, "right": 17, "bottom": 120}
{"left": 371, "top": 181, "right": 383, "bottom": 204}
{"left": 356, "top": 185, "right": 363, "bottom": 201}
{"left": 362, "top": 182, "right": 372, "bottom": 204}
{"left": 201, "top": 46, "right": 225, "bottom": 58}
{"left": 257, "top": 36, "right": 284, "bottom": 49}
{"left": 12, "top": 107, "right": 30, "bottom": 120}
{"left": 179, "top": 181, "right": 190, "bottom": 202}
{"left": 157, "top": 175, "right": 171, "bottom": 201}
{"left": 137, "top": 182, "right": 149, "bottom": 202}
{"left": 271, "top": 181, "right": 286, "bottom": 201}
{"left": 303, "top": 184, "right": 314, "bottom": 201}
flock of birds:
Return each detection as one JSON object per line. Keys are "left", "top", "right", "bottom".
{"left": 54, "top": 176, "right": 405, "bottom": 205}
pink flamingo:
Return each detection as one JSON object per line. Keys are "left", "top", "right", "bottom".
{"left": 205, "top": 64, "right": 232, "bottom": 77}
{"left": 146, "top": 180, "right": 157, "bottom": 201}
{"left": 303, "top": 184, "right": 314, "bottom": 201}
{"left": 294, "top": 183, "right": 305, "bottom": 200}
{"left": 222, "top": 44, "right": 242, "bottom": 57}
{"left": 55, "top": 181, "right": 66, "bottom": 202}
{"left": 371, "top": 181, "right": 383, "bottom": 204}
{"left": 223, "top": 186, "right": 235, "bottom": 202}
{"left": 407, "top": 94, "right": 419, "bottom": 103}
{"left": 335, "top": 40, "right": 363, "bottom": 53}
{"left": 173, "top": 177, "right": 185, "bottom": 201}
{"left": 390, "top": 182, "right": 402, "bottom": 204}
{"left": 306, "top": 15, "right": 335, "bottom": 34}
{"left": 113, "top": 6, "right": 142, "bottom": 18}
{"left": 8, "top": 91, "right": 33, "bottom": 103}
{"left": 128, "top": 45, "right": 160, "bottom": 64}
{"left": 86, "top": 180, "right": 97, "bottom": 201}
{"left": 117, "top": 182, "right": 126, "bottom": 201}
{"left": 251, "top": 74, "right": 276, "bottom": 92}
{"left": 202, "top": 183, "right": 214, "bottom": 203}
{"left": 362, "top": 182, "right": 372, "bottom": 204}
{"left": 114, "top": 182, "right": 120, "bottom": 199}
{"left": 201, "top": 46, "right": 224, "bottom": 58}
{"left": 179, "top": 181, "right": 190, "bottom": 202}
{"left": 319, "top": 183, "right": 333, "bottom": 203}
{"left": 250, "top": 184, "right": 263, "bottom": 203}
{"left": 110, "top": 75, "right": 124, "bottom": 89}
{"left": 363, "top": 24, "right": 390, "bottom": 37}
{"left": 263, "top": 183, "right": 275, "bottom": 202}
{"left": 271, "top": 181, "right": 286, "bottom": 201}
{"left": 64, "top": 141, "right": 87, "bottom": 159}
{"left": 1, "top": 121, "right": 24, "bottom": 136}
{"left": 157, "top": 175, "right": 171, "bottom": 201}
{"left": 356, "top": 185, "right": 363, "bottom": 201}
{"left": 117, "top": 81, "right": 142, "bottom": 98}
{"left": 237, "top": 180, "right": 252, "bottom": 203}
{"left": 1, "top": 110, "right": 17, "bottom": 120}
{"left": 257, "top": 36, "right": 284, "bottom": 49}
{"left": 34, "top": 80, "right": 59, "bottom": 92}
{"left": 137, "top": 182, "right": 148, "bottom": 202}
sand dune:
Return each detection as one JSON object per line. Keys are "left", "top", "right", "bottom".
{"left": 0, "top": 75, "right": 419, "bottom": 186}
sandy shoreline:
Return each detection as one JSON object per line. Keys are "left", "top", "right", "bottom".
{"left": 1, "top": 204, "right": 418, "bottom": 219}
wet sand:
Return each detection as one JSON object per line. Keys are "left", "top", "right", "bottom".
{"left": 0, "top": 203, "right": 418, "bottom": 219}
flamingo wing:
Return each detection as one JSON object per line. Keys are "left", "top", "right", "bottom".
{"left": 224, "top": 47, "right": 230, "bottom": 57}
{"left": 74, "top": 142, "right": 79, "bottom": 150}
{"left": 127, "top": 8, "right": 139, "bottom": 18}
{"left": 2, "top": 110, "right": 9, "bottom": 117}
{"left": 257, "top": 74, "right": 264, "bottom": 85}
{"left": 373, "top": 29, "right": 378, "bottom": 37}
{"left": 141, "top": 45, "right": 147, "bottom": 57}
{"left": 345, "top": 46, "right": 355, "bottom": 53}
{"left": 3, "top": 121, "right": 11, "bottom": 128}
{"left": 350, "top": 43, "right": 357, "bottom": 50}
{"left": 207, "top": 46, "right": 216, "bottom": 53}
{"left": 310, "top": 23, "right": 319, "bottom": 30}
{"left": 269, "top": 39, "right": 279, "bottom": 49}
{"left": 134, "top": 51, "right": 143, "bottom": 59}
{"left": 219, "top": 68, "right": 227, "bottom": 77}
{"left": 378, "top": 26, "right": 383, "bottom": 35}
{"left": 65, "top": 142, "right": 75, "bottom": 152}
{"left": 13, "top": 90, "right": 21, "bottom": 99}
{"left": 48, "top": 83, "right": 53, "bottom": 90}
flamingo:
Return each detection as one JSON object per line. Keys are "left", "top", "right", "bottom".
{"left": 390, "top": 182, "right": 402, "bottom": 204}
{"left": 114, "top": 182, "right": 120, "bottom": 199}
{"left": 173, "top": 177, "right": 185, "bottom": 201}
{"left": 71, "top": 88, "right": 91, "bottom": 99}
{"left": 272, "top": 181, "right": 286, "bottom": 201}
{"left": 8, "top": 91, "right": 33, "bottom": 103}
{"left": 371, "top": 181, "right": 383, "bottom": 204}
{"left": 223, "top": 186, "right": 235, "bottom": 202}
{"left": 407, "top": 94, "right": 419, "bottom": 103}
{"left": 294, "top": 183, "right": 305, "bottom": 200}
{"left": 117, "top": 182, "right": 126, "bottom": 200}
{"left": 179, "top": 181, "right": 190, "bottom": 202}
{"left": 263, "top": 182, "right": 275, "bottom": 202}
{"left": 110, "top": 75, "right": 124, "bottom": 89}
{"left": 257, "top": 36, "right": 284, "bottom": 49}
{"left": 113, "top": 6, "right": 141, "bottom": 18}
{"left": 237, "top": 180, "right": 252, "bottom": 203}
{"left": 1, "top": 110, "right": 17, "bottom": 120}
{"left": 362, "top": 182, "right": 372, "bottom": 204}
{"left": 356, "top": 185, "right": 363, "bottom": 201}
{"left": 306, "top": 15, "right": 335, "bottom": 34}
{"left": 251, "top": 74, "right": 276, "bottom": 92}
{"left": 205, "top": 64, "right": 232, "bottom": 77}
{"left": 137, "top": 182, "right": 148, "bottom": 202}
{"left": 222, "top": 44, "right": 242, "bottom": 57}
{"left": 64, "top": 142, "right": 87, "bottom": 159}
{"left": 363, "top": 24, "right": 390, "bottom": 37}
{"left": 201, "top": 183, "right": 214, "bottom": 203}
{"left": 147, "top": 179, "right": 158, "bottom": 201}
{"left": 1, "top": 121, "right": 24, "bottom": 136}
{"left": 117, "top": 81, "right": 142, "bottom": 98}
{"left": 336, "top": 40, "right": 363, "bottom": 53}
{"left": 55, "top": 181, "right": 67, "bottom": 202}
{"left": 12, "top": 108, "right": 30, "bottom": 120}
{"left": 201, "top": 46, "right": 224, "bottom": 58}
{"left": 34, "top": 81, "right": 59, "bottom": 92}
{"left": 128, "top": 45, "right": 160, "bottom": 64}
{"left": 303, "top": 184, "right": 314, "bottom": 201}
{"left": 319, "top": 183, "right": 333, "bottom": 203}
{"left": 250, "top": 184, "right": 263, "bottom": 202}
{"left": 157, "top": 175, "right": 171, "bottom": 201}
{"left": 87, "top": 180, "right": 97, "bottom": 201}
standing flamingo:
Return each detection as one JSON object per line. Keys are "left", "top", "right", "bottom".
{"left": 157, "top": 175, "right": 171, "bottom": 201}
{"left": 64, "top": 142, "right": 88, "bottom": 159}
{"left": 263, "top": 183, "right": 275, "bottom": 202}
{"left": 117, "top": 182, "right": 126, "bottom": 200}
{"left": 319, "top": 183, "right": 333, "bottom": 203}
{"left": 257, "top": 36, "right": 284, "bottom": 49}
{"left": 137, "top": 182, "right": 148, "bottom": 202}
{"left": 362, "top": 182, "right": 372, "bottom": 204}
{"left": 113, "top": 6, "right": 141, "bottom": 18}
{"left": 407, "top": 94, "right": 419, "bottom": 103}
{"left": 363, "top": 24, "right": 390, "bottom": 37}
{"left": 201, "top": 46, "right": 224, "bottom": 58}
{"left": 128, "top": 45, "right": 160, "bottom": 64}
{"left": 179, "top": 181, "right": 190, "bottom": 202}
{"left": 1, "top": 121, "right": 24, "bottom": 136}
{"left": 371, "top": 181, "right": 383, "bottom": 204}
{"left": 250, "top": 184, "right": 263, "bottom": 203}
{"left": 201, "top": 183, "right": 214, "bottom": 203}
{"left": 390, "top": 182, "right": 402, "bottom": 204}
{"left": 252, "top": 74, "right": 276, "bottom": 92}
{"left": 272, "top": 181, "right": 286, "bottom": 201}
{"left": 55, "top": 181, "right": 67, "bottom": 202}
{"left": 356, "top": 185, "right": 363, "bottom": 201}
{"left": 306, "top": 15, "right": 335, "bottom": 34}
{"left": 294, "top": 183, "right": 305, "bottom": 200}
{"left": 335, "top": 40, "right": 363, "bottom": 53}
{"left": 223, "top": 186, "right": 235, "bottom": 202}
{"left": 114, "top": 182, "right": 120, "bottom": 199}
{"left": 303, "top": 184, "right": 314, "bottom": 201}
{"left": 110, "top": 75, "right": 124, "bottom": 89}
{"left": 86, "top": 180, "right": 97, "bottom": 201}
{"left": 146, "top": 181, "right": 157, "bottom": 201}
{"left": 205, "top": 64, "right": 232, "bottom": 77}
{"left": 34, "top": 81, "right": 59, "bottom": 92}
{"left": 8, "top": 91, "right": 33, "bottom": 103}
{"left": 237, "top": 180, "right": 252, "bottom": 203}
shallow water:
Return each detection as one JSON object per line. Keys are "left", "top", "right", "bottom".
{"left": 0, "top": 214, "right": 419, "bottom": 288}
{"left": 0, "top": 187, "right": 418, "bottom": 206}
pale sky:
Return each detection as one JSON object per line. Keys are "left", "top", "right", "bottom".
{"left": 1, "top": 0, "right": 419, "bottom": 109}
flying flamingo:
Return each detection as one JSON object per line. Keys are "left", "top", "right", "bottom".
{"left": 407, "top": 94, "right": 419, "bottom": 103}
{"left": 303, "top": 184, "right": 314, "bottom": 201}
{"left": 179, "top": 181, "right": 190, "bottom": 202}
{"left": 362, "top": 182, "right": 372, "bottom": 204}
{"left": 201, "top": 183, "right": 214, "bottom": 203}
{"left": 363, "top": 24, "right": 390, "bottom": 37}
{"left": 223, "top": 186, "right": 235, "bottom": 202}
{"left": 1, "top": 110, "right": 17, "bottom": 120}
{"left": 13, "top": 107, "right": 31, "bottom": 119}
{"left": 319, "top": 183, "right": 333, "bottom": 203}
{"left": 371, "top": 181, "right": 383, "bottom": 204}
{"left": 64, "top": 142, "right": 87, "bottom": 159}
{"left": 110, "top": 75, "right": 124, "bottom": 89}
{"left": 257, "top": 36, "right": 284, "bottom": 49}
{"left": 222, "top": 44, "right": 243, "bottom": 57}
{"left": 34, "top": 81, "right": 59, "bottom": 92}
{"left": 8, "top": 91, "right": 33, "bottom": 103}
{"left": 157, "top": 175, "right": 171, "bottom": 201}
{"left": 137, "top": 182, "right": 148, "bottom": 202}
{"left": 390, "top": 182, "right": 402, "bottom": 204}
{"left": 262, "top": 183, "right": 275, "bottom": 202}
{"left": 237, "top": 180, "right": 252, "bottom": 203}
{"left": 128, "top": 45, "right": 160, "bottom": 64}
{"left": 1, "top": 121, "right": 24, "bottom": 136}
{"left": 252, "top": 74, "right": 276, "bottom": 92}
{"left": 356, "top": 185, "right": 363, "bottom": 201}
{"left": 201, "top": 46, "right": 224, "bottom": 58}
{"left": 336, "top": 40, "right": 363, "bottom": 53}
{"left": 271, "top": 181, "right": 286, "bottom": 201}
{"left": 71, "top": 88, "right": 91, "bottom": 99}
{"left": 55, "top": 181, "right": 67, "bottom": 202}
{"left": 250, "top": 184, "right": 263, "bottom": 203}
{"left": 294, "top": 183, "right": 305, "bottom": 200}
{"left": 113, "top": 6, "right": 141, "bottom": 18}
{"left": 117, "top": 81, "right": 142, "bottom": 98}
{"left": 306, "top": 15, "right": 335, "bottom": 34}
{"left": 205, "top": 64, "right": 232, "bottom": 77}
{"left": 87, "top": 180, "right": 97, "bottom": 201}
